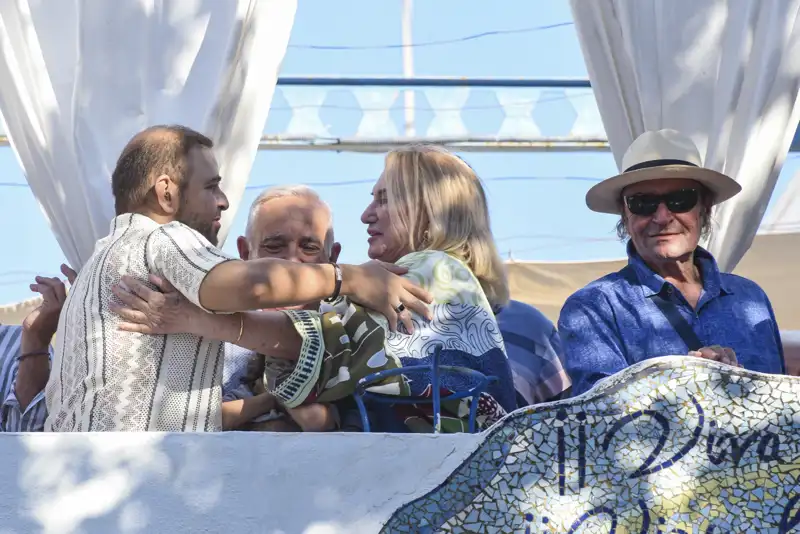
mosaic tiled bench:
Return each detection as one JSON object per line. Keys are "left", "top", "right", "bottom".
{"left": 382, "top": 356, "right": 800, "bottom": 533}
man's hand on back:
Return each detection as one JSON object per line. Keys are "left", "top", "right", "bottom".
{"left": 111, "top": 274, "right": 205, "bottom": 336}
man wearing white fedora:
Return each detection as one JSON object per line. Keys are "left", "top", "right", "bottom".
{"left": 558, "top": 129, "right": 785, "bottom": 396}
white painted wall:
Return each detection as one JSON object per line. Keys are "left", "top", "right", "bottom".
{"left": 0, "top": 432, "right": 481, "bottom": 534}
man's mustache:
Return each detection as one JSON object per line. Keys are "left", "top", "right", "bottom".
{"left": 647, "top": 224, "right": 684, "bottom": 237}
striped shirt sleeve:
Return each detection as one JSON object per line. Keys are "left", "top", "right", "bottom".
{"left": 146, "top": 221, "right": 237, "bottom": 311}
{"left": 5, "top": 389, "right": 49, "bottom": 432}
{"left": 0, "top": 326, "right": 22, "bottom": 432}
{"left": 0, "top": 325, "right": 50, "bottom": 432}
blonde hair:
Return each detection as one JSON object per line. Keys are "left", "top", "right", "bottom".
{"left": 382, "top": 144, "right": 509, "bottom": 309}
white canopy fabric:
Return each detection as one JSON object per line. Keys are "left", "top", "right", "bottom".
{"left": 570, "top": 0, "right": 800, "bottom": 271}
{"left": 762, "top": 170, "right": 800, "bottom": 233}
{"left": 0, "top": 0, "right": 296, "bottom": 269}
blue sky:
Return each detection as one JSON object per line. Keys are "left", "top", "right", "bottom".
{"left": 0, "top": 0, "right": 797, "bottom": 304}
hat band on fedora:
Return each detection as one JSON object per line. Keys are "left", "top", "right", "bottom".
{"left": 624, "top": 159, "right": 698, "bottom": 173}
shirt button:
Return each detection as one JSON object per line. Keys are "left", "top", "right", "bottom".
{"left": 666, "top": 286, "right": 673, "bottom": 296}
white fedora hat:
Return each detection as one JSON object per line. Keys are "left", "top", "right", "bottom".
{"left": 586, "top": 129, "right": 741, "bottom": 214}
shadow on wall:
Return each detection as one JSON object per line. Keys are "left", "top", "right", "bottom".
{"left": 14, "top": 433, "right": 218, "bottom": 534}
{"left": 0, "top": 431, "right": 480, "bottom": 534}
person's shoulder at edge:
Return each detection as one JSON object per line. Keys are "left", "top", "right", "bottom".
{"left": 496, "top": 301, "right": 561, "bottom": 354}
{"left": 498, "top": 300, "right": 552, "bottom": 327}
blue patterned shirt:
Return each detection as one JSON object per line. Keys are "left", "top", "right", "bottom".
{"left": 495, "top": 300, "right": 570, "bottom": 405}
{"left": 0, "top": 325, "right": 50, "bottom": 432}
{"left": 558, "top": 243, "right": 785, "bottom": 396}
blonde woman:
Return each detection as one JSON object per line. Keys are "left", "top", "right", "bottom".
{"left": 111, "top": 145, "right": 516, "bottom": 433}
{"left": 349, "top": 144, "right": 516, "bottom": 431}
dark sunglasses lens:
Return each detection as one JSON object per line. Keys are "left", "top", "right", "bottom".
{"left": 626, "top": 195, "right": 659, "bottom": 216}
{"left": 625, "top": 189, "right": 699, "bottom": 216}
{"left": 665, "top": 189, "right": 699, "bottom": 213}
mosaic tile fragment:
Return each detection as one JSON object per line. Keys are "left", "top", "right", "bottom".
{"left": 381, "top": 357, "right": 800, "bottom": 533}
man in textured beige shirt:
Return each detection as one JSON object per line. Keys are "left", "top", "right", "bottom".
{"left": 46, "top": 125, "right": 431, "bottom": 432}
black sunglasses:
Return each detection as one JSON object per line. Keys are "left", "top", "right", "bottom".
{"left": 624, "top": 188, "right": 700, "bottom": 216}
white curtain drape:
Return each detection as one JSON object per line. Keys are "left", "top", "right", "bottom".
{"left": 570, "top": 0, "right": 800, "bottom": 271}
{"left": 0, "top": 0, "right": 296, "bottom": 268}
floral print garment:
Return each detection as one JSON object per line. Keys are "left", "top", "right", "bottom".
{"left": 269, "top": 250, "right": 515, "bottom": 432}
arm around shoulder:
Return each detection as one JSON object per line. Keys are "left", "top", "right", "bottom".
{"left": 145, "top": 222, "right": 338, "bottom": 313}
{"left": 198, "top": 259, "right": 336, "bottom": 313}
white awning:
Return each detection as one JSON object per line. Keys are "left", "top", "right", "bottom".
{"left": 0, "top": 0, "right": 297, "bottom": 268}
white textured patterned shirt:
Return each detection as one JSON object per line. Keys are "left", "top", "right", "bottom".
{"left": 45, "top": 213, "right": 236, "bottom": 432}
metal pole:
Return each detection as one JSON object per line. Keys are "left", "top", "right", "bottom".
{"left": 401, "top": 0, "right": 415, "bottom": 136}
{"left": 275, "top": 76, "right": 592, "bottom": 87}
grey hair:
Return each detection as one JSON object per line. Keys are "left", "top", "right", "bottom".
{"left": 245, "top": 185, "right": 334, "bottom": 255}
{"left": 615, "top": 186, "right": 714, "bottom": 241}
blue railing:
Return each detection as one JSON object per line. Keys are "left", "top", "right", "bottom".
{"left": 262, "top": 76, "right": 603, "bottom": 151}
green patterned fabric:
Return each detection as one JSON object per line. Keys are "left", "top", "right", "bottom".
{"left": 268, "top": 251, "right": 510, "bottom": 431}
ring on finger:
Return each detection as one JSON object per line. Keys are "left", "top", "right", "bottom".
{"left": 395, "top": 303, "right": 406, "bottom": 314}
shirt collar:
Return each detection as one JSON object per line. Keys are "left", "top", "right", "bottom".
{"left": 109, "top": 213, "right": 160, "bottom": 233}
{"left": 626, "top": 241, "right": 733, "bottom": 299}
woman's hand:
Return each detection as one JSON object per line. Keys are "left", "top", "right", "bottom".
{"left": 342, "top": 260, "right": 433, "bottom": 332}
{"left": 110, "top": 274, "right": 206, "bottom": 335}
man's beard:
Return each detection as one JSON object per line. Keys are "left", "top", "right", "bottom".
{"left": 177, "top": 205, "right": 218, "bottom": 246}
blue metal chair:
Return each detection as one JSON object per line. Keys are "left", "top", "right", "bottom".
{"left": 353, "top": 347, "right": 498, "bottom": 433}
